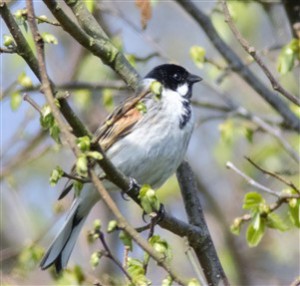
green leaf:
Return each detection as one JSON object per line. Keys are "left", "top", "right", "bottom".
{"left": 41, "top": 32, "right": 58, "bottom": 45}
{"left": 289, "top": 199, "right": 300, "bottom": 228}
{"left": 188, "top": 278, "right": 201, "bottom": 286}
{"left": 76, "top": 154, "right": 88, "bottom": 177}
{"left": 40, "top": 105, "right": 54, "bottom": 129}
{"left": 107, "top": 220, "right": 118, "bottom": 233}
{"left": 87, "top": 151, "right": 103, "bottom": 160}
{"left": 18, "top": 72, "right": 33, "bottom": 88}
{"left": 277, "top": 39, "right": 299, "bottom": 74}
{"left": 3, "top": 34, "right": 14, "bottom": 47}
{"left": 162, "top": 275, "right": 173, "bottom": 286}
{"left": 73, "top": 180, "right": 83, "bottom": 196}
{"left": 49, "top": 166, "right": 64, "bottom": 187}
{"left": 37, "top": 15, "right": 48, "bottom": 24}
{"left": 190, "top": 45, "right": 206, "bottom": 68}
{"left": 10, "top": 92, "right": 22, "bottom": 111}
{"left": 76, "top": 136, "right": 91, "bottom": 152}
{"left": 49, "top": 123, "right": 61, "bottom": 143}
{"left": 127, "top": 258, "right": 150, "bottom": 286}
{"left": 93, "top": 219, "right": 101, "bottom": 231}
{"left": 17, "top": 244, "right": 44, "bottom": 272}
{"left": 149, "top": 235, "right": 171, "bottom": 258}
{"left": 119, "top": 230, "right": 133, "bottom": 251}
{"left": 138, "top": 185, "right": 160, "bottom": 214}
{"left": 136, "top": 101, "right": 148, "bottom": 114}
{"left": 243, "top": 192, "right": 264, "bottom": 210}
{"left": 150, "top": 81, "right": 162, "bottom": 98}
{"left": 85, "top": 0, "right": 95, "bottom": 13}
{"left": 90, "top": 251, "right": 102, "bottom": 269}
{"left": 266, "top": 213, "right": 289, "bottom": 231}
{"left": 246, "top": 219, "right": 265, "bottom": 247}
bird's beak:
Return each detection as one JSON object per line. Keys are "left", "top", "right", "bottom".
{"left": 188, "top": 73, "right": 203, "bottom": 84}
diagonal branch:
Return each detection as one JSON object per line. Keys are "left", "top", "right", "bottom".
{"left": 42, "top": 0, "right": 141, "bottom": 89}
{"left": 221, "top": 0, "right": 300, "bottom": 107}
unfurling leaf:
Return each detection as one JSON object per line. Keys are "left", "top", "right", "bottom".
{"left": 246, "top": 218, "right": 265, "bottom": 247}
{"left": 127, "top": 257, "right": 150, "bottom": 285}
{"left": 243, "top": 192, "right": 264, "bottom": 210}
{"left": 266, "top": 213, "right": 289, "bottom": 231}
{"left": 41, "top": 32, "right": 58, "bottom": 45}
{"left": 107, "top": 220, "right": 118, "bottom": 233}
{"left": 49, "top": 166, "right": 64, "bottom": 186}
{"left": 93, "top": 219, "right": 101, "bottom": 231}
{"left": 162, "top": 275, "right": 173, "bottom": 286}
{"left": 3, "top": 34, "right": 14, "bottom": 47}
{"left": 138, "top": 184, "right": 160, "bottom": 214}
{"left": 150, "top": 81, "right": 163, "bottom": 99}
{"left": 76, "top": 154, "right": 88, "bottom": 177}
{"left": 87, "top": 151, "right": 103, "bottom": 160}
{"left": 135, "top": 0, "right": 152, "bottom": 29}
{"left": 76, "top": 136, "right": 91, "bottom": 152}
{"left": 119, "top": 230, "right": 133, "bottom": 251}
{"left": 18, "top": 72, "right": 33, "bottom": 88}
{"left": 73, "top": 180, "right": 83, "bottom": 196}
{"left": 277, "top": 39, "right": 300, "bottom": 74}
{"left": 188, "top": 278, "right": 201, "bottom": 286}
{"left": 90, "top": 251, "right": 102, "bottom": 269}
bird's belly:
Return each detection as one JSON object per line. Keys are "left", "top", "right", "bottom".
{"left": 106, "top": 120, "right": 193, "bottom": 189}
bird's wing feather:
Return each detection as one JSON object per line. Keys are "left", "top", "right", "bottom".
{"left": 58, "top": 87, "right": 152, "bottom": 200}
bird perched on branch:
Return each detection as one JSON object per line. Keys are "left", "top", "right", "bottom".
{"left": 40, "top": 64, "right": 202, "bottom": 273}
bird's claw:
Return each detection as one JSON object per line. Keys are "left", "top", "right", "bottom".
{"left": 120, "top": 177, "right": 140, "bottom": 201}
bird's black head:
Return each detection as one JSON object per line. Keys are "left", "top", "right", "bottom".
{"left": 145, "top": 64, "right": 202, "bottom": 94}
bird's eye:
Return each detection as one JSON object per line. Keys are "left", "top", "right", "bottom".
{"left": 173, "top": 73, "right": 182, "bottom": 81}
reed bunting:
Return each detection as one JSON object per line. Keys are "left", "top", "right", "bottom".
{"left": 40, "top": 64, "right": 202, "bottom": 273}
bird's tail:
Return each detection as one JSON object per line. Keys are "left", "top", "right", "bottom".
{"left": 40, "top": 188, "right": 99, "bottom": 273}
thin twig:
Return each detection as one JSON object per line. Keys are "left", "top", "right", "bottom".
{"left": 226, "top": 161, "right": 281, "bottom": 197}
{"left": 245, "top": 157, "right": 300, "bottom": 194}
{"left": 62, "top": 172, "right": 90, "bottom": 183}
{"left": 97, "top": 230, "right": 133, "bottom": 283}
{"left": 221, "top": 0, "right": 300, "bottom": 107}
{"left": 183, "top": 237, "right": 206, "bottom": 286}
{"left": 23, "top": 93, "right": 42, "bottom": 115}
{"left": 26, "top": 0, "right": 80, "bottom": 157}
{"left": 0, "top": 46, "right": 17, "bottom": 53}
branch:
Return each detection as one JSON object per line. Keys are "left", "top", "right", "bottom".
{"left": 175, "top": 0, "right": 300, "bottom": 132}
{"left": 42, "top": 0, "right": 141, "bottom": 89}
{"left": 221, "top": 0, "right": 300, "bottom": 107}
{"left": 226, "top": 161, "right": 281, "bottom": 197}
{"left": 245, "top": 157, "right": 300, "bottom": 194}
{"left": 176, "top": 161, "right": 229, "bottom": 286}
{"left": 96, "top": 230, "right": 133, "bottom": 283}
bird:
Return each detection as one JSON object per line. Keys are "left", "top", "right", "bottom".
{"left": 40, "top": 64, "right": 202, "bottom": 273}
